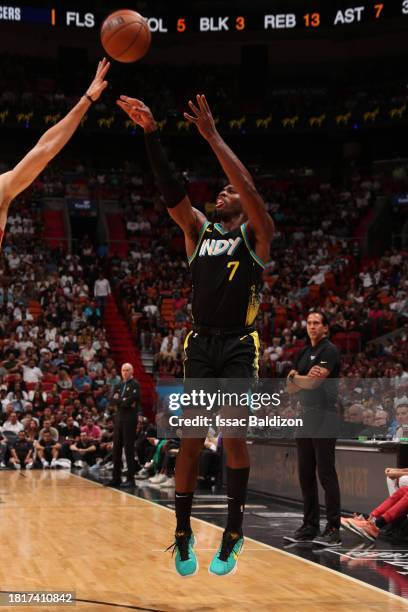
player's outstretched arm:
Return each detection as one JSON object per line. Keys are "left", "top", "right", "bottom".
{"left": 116, "top": 96, "right": 206, "bottom": 255}
{"left": 0, "top": 59, "right": 110, "bottom": 212}
{"left": 184, "top": 94, "right": 274, "bottom": 244}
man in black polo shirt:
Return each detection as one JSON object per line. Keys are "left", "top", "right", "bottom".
{"left": 285, "top": 310, "right": 342, "bottom": 547}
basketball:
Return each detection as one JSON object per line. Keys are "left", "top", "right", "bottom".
{"left": 100, "top": 10, "right": 151, "bottom": 63}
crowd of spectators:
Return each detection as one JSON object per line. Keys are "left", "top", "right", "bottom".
{"left": 0, "top": 200, "right": 139, "bottom": 471}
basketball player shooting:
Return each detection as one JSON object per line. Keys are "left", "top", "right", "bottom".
{"left": 0, "top": 58, "right": 110, "bottom": 245}
{"left": 117, "top": 93, "right": 274, "bottom": 577}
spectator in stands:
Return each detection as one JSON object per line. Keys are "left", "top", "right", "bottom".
{"left": 39, "top": 419, "right": 59, "bottom": 443}
{"left": 340, "top": 403, "right": 364, "bottom": 438}
{"left": 106, "top": 368, "right": 121, "bottom": 389}
{"left": 392, "top": 403, "right": 408, "bottom": 440}
{"left": 70, "top": 431, "right": 97, "bottom": 468}
{"left": 21, "top": 358, "right": 43, "bottom": 384}
{"left": 6, "top": 390, "right": 26, "bottom": 414}
{"left": 35, "top": 430, "right": 60, "bottom": 468}
{"left": 80, "top": 340, "right": 96, "bottom": 364}
{"left": 2, "top": 411, "right": 24, "bottom": 435}
{"left": 343, "top": 487, "right": 408, "bottom": 542}
{"left": 160, "top": 332, "right": 179, "bottom": 359}
{"left": 56, "top": 369, "right": 72, "bottom": 390}
{"left": 73, "top": 367, "right": 92, "bottom": 393}
{"left": 81, "top": 417, "right": 102, "bottom": 442}
{"left": 98, "top": 418, "right": 114, "bottom": 462}
{"left": 143, "top": 298, "right": 158, "bottom": 318}
{"left": 59, "top": 416, "right": 80, "bottom": 460}
{"left": 0, "top": 431, "right": 7, "bottom": 467}
{"left": 25, "top": 420, "right": 39, "bottom": 445}
{"left": 93, "top": 272, "right": 111, "bottom": 316}
{"left": 9, "top": 430, "right": 33, "bottom": 469}
{"left": 63, "top": 332, "right": 79, "bottom": 354}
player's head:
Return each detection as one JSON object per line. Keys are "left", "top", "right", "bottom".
{"left": 216, "top": 184, "right": 243, "bottom": 221}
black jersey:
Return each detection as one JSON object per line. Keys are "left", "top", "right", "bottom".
{"left": 189, "top": 221, "right": 265, "bottom": 329}
{"left": 294, "top": 338, "right": 340, "bottom": 412}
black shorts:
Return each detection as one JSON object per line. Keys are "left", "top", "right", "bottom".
{"left": 183, "top": 330, "right": 260, "bottom": 380}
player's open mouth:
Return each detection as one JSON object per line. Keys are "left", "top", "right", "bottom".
{"left": 216, "top": 198, "right": 225, "bottom": 208}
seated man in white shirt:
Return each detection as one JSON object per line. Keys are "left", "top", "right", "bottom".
{"left": 2, "top": 411, "right": 24, "bottom": 435}
{"left": 160, "top": 332, "right": 179, "bottom": 359}
{"left": 22, "top": 358, "right": 43, "bottom": 384}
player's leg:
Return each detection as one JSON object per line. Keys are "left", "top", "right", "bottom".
{"left": 168, "top": 436, "right": 205, "bottom": 577}
{"left": 175, "top": 436, "right": 206, "bottom": 527}
{"left": 208, "top": 435, "right": 248, "bottom": 577}
{"left": 169, "top": 331, "right": 214, "bottom": 576}
{"left": 207, "top": 334, "right": 256, "bottom": 576}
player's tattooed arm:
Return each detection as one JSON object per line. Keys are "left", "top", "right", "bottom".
{"left": 3, "top": 59, "right": 110, "bottom": 203}
{"left": 184, "top": 94, "right": 274, "bottom": 246}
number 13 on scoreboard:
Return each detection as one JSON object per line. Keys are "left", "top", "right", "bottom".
{"left": 304, "top": 12, "right": 320, "bottom": 27}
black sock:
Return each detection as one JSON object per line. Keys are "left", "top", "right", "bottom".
{"left": 175, "top": 491, "right": 194, "bottom": 533}
{"left": 226, "top": 466, "right": 250, "bottom": 535}
{"left": 375, "top": 516, "right": 386, "bottom": 529}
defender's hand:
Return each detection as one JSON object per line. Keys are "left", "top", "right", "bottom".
{"left": 117, "top": 96, "right": 158, "bottom": 132}
{"left": 86, "top": 58, "right": 110, "bottom": 101}
{"left": 184, "top": 94, "right": 218, "bottom": 141}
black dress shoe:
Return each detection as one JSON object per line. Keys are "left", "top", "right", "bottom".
{"left": 120, "top": 479, "right": 134, "bottom": 489}
{"left": 103, "top": 480, "right": 121, "bottom": 487}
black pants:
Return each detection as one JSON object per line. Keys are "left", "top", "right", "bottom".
{"left": 296, "top": 438, "right": 341, "bottom": 530}
{"left": 112, "top": 414, "right": 138, "bottom": 480}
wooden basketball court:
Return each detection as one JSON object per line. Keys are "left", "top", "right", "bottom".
{"left": 0, "top": 471, "right": 406, "bottom": 611}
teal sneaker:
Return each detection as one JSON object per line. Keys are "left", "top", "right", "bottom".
{"left": 167, "top": 531, "right": 198, "bottom": 577}
{"left": 208, "top": 531, "right": 244, "bottom": 577}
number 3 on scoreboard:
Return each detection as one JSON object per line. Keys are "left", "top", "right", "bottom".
{"left": 227, "top": 261, "right": 240, "bottom": 281}
{"left": 403, "top": 0, "right": 408, "bottom": 15}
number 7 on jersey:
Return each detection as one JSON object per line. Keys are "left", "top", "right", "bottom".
{"left": 227, "top": 260, "right": 240, "bottom": 281}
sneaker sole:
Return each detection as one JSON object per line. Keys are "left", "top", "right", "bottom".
{"left": 208, "top": 542, "right": 244, "bottom": 577}
{"left": 342, "top": 520, "right": 370, "bottom": 538}
{"left": 312, "top": 538, "right": 342, "bottom": 547}
{"left": 350, "top": 524, "right": 377, "bottom": 542}
{"left": 283, "top": 536, "right": 317, "bottom": 543}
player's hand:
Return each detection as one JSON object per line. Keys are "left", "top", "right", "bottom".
{"left": 116, "top": 96, "right": 158, "bottom": 132}
{"left": 86, "top": 58, "right": 110, "bottom": 101}
{"left": 184, "top": 94, "right": 218, "bottom": 141}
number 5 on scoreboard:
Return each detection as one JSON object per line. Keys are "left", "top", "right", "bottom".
{"left": 227, "top": 261, "right": 239, "bottom": 281}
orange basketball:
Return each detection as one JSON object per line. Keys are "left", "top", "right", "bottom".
{"left": 100, "top": 10, "right": 151, "bottom": 63}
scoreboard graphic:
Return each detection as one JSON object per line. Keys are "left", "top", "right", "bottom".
{"left": 0, "top": 2, "right": 408, "bottom": 32}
